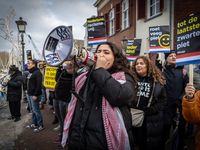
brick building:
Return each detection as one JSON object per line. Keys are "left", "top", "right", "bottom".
{"left": 94, "top": 0, "right": 137, "bottom": 50}
{"left": 84, "top": 0, "right": 200, "bottom": 63}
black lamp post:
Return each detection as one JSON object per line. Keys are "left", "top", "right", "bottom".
{"left": 121, "top": 36, "right": 128, "bottom": 55}
{"left": 15, "top": 17, "right": 28, "bottom": 103}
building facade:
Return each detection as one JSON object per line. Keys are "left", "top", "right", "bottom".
{"left": 94, "top": 0, "right": 136, "bottom": 50}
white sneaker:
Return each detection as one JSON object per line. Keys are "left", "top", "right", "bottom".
{"left": 33, "top": 126, "right": 44, "bottom": 132}
{"left": 26, "top": 124, "right": 37, "bottom": 129}
{"left": 53, "top": 125, "right": 60, "bottom": 131}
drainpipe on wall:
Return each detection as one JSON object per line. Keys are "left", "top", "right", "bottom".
{"left": 169, "top": 0, "right": 172, "bottom": 49}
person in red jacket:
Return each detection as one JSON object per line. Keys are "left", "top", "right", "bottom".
{"left": 182, "top": 83, "right": 200, "bottom": 150}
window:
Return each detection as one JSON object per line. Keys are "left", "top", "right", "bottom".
{"left": 122, "top": 0, "right": 129, "bottom": 29}
{"left": 109, "top": 9, "right": 115, "bottom": 35}
{"left": 149, "top": 0, "right": 160, "bottom": 17}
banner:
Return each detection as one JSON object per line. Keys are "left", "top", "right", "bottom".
{"left": 87, "top": 16, "right": 107, "bottom": 45}
{"left": 149, "top": 26, "right": 170, "bottom": 53}
{"left": 176, "top": 12, "right": 200, "bottom": 66}
{"left": 26, "top": 50, "right": 32, "bottom": 60}
{"left": 126, "top": 39, "right": 142, "bottom": 61}
{"left": 44, "top": 66, "right": 57, "bottom": 89}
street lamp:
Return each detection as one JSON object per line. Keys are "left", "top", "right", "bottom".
{"left": 15, "top": 17, "right": 27, "bottom": 103}
{"left": 121, "top": 36, "right": 128, "bottom": 55}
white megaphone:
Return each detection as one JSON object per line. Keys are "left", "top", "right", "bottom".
{"left": 43, "top": 26, "right": 97, "bottom": 67}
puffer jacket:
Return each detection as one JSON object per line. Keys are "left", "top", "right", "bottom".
{"left": 66, "top": 67, "right": 135, "bottom": 150}
{"left": 162, "top": 64, "right": 189, "bottom": 125}
{"left": 182, "top": 91, "right": 200, "bottom": 150}
{"left": 7, "top": 71, "right": 22, "bottom": 101}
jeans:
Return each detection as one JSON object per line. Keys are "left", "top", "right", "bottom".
{"left": 53, "top": 99, "right": 67, "bottom": 138}
{"left": 28, "top": 95, "right": 43, "bottom": 126}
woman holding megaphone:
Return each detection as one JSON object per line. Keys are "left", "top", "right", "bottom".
{"left": 59, "top": 42, "right": 137, "bottom": 150}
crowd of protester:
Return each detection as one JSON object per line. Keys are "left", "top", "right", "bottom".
{"left": 2, "top": 41, "right": 200, "bottom": 150}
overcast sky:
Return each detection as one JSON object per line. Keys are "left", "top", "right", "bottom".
{"left": 0, "top": 0, "right": 97, "bottom": 59}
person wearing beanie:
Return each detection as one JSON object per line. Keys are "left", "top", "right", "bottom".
{"left": 161, "top": 50, "right": 189, "bottom": 149}
{"left": 164, "top": 49, "right": 176, "bottom": 61}
{"left": 4, "top": 65, "right": 23, "bottom": 122}
{"left": 38, "top": 61, "right": 46, "bottom": 109}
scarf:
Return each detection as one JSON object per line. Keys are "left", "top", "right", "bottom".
{"left": 62, "top": 71, "right": 130, "bottom": 150}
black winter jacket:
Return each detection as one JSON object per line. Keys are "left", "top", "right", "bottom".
{"left": 22, "top": 70, "right": 29, "bottom": 91}
{"left": 27, "top": 67, "right": 42, "bottom": 96}
{"left": 132, "top": 77, "right": 167, "bottom": 150}
{"left": 55, "top": 66, "right": 73, "bottom": 101}
{"left": 7, "top": 71, "right": 23, "bottom": 101}
{"left": 65, "top": 67, "right": 135, "bottom": 150}
{"left": 162, "top": 64, "right": 189, "bottom": 125}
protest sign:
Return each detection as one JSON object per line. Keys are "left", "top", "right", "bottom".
{"left": 176, "top": 12, "right": 200, "bottom": 66}
{"left": 44, "top": 66, "right": 57, "bottom": 89}
{"left": 26, "top": 50, "right": 32, "bottom": 61}
{"left": 149, "top": 26, "right": 170, "bottom": 53}
{"left": 126, "top": 39, "right": 141, "bottom": 61}
{"left": 87, "top": 16, "right": 107, "bottom": 45}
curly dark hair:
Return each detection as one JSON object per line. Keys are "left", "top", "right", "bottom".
{"left": 96, "top": 42, "right": 138, "bottom": 85}
{"left": 131, "top": 56, "right": 166, "bottom": 85}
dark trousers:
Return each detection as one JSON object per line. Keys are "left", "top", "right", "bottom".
{"left": 9, "top": 101, "right": 21, "bottom": 118}
{"left": 53, "top": 99, "right": 66, "bottom": 139}
{"left": 161, "top": 124, "right": 185, "bottom": 150}
{"left": 132, "top": 119, "right": 147, "bottom": 150}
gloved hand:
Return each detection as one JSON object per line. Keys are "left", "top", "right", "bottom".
{"left": 143, "top": 107, "right": 153, "bottom": 116}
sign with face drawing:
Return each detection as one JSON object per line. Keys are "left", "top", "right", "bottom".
{"left": 149, "top": 26, "right": 170, "bottom": 53}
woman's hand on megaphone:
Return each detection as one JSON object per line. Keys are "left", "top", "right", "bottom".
{"left": 95, "top": 53, "right": 110, "bottom": 70}
{"left": 65, "top": 61, "right": 79, "bottom": 74}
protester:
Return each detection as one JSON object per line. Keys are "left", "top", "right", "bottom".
{"left": 61, "top": 42, "right": 137, "bottom": 149}
{"left": 182, "top": 83, "right": 200, "bottom": 150}
{"left": 161, "top": 50, "right": 189, "bottom": 149}
{"left": 185, "top": 63, "right": 200, "bottom": 139}
{"left": 131, "top": 56, "right": 167, "bottom": 150}
{"left": 53, "top": 63, "right": 70, "bottom": 148}
{"left": 38, "top": 61, "right": 46, "bottom": 109}
{"left": 26, "top": 60, "right": 44, "bottom": 132}
{"left": 4, "top": 65, "right": 22, "bottom": 122}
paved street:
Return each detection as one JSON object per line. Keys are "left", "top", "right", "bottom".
{"left": 0, "top": 101, "right": 68, "bottom": 150}
{"left": 0, "top": 100, "right": 197, "bottom": 150}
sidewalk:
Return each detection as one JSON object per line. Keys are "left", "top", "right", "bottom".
{"left": 0, "top": 100, "right": 196, "bottom": 150}
{"left": 14, "top": 102, "right": 68, "bottom": 150}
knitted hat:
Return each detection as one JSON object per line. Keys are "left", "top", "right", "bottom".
{"left": 9, "top": 65, "right": 19, "bottom": 74}
{"left": 165, "top": 50, "right": 176, "bottom": 60}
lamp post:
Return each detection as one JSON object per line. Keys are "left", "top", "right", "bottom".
{"left": 15, "top": 17, "right": 28, "bottom": 103}
{"left": 121, "top": 36, "right": 128, "bottom": 55}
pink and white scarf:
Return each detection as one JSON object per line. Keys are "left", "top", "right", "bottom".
{"left": 62, "top": 71, "right": 130, "bottom": 150}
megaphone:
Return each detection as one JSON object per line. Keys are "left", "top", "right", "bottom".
{"left": 43, "top": 26, "right": 97, "bottom": 67}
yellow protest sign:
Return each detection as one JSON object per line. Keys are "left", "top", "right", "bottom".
{"left": 44, "top": 66, "right": 57, "bottom": 89}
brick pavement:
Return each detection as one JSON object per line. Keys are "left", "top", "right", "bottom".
{"left": 14, "top": 101, "right": 196, "bottom": 150}
{"left": 15, "top": 102, "right": 68, "bottom": 150}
